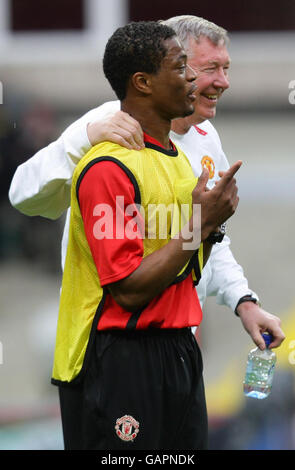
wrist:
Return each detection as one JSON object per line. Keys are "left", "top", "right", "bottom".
{"left": 199, "top": 218, "right": 217, "bottom": 242}
{"left": 87, "top": 122, "right": 103, "bottom": 146}
{"left": 205, "top": 223, "right": 226, "bottom": 244}
{"left": 180, "top": 219, "right": 201, "bottom": 253}
{"left": 235, "top": 295, "right": 259, "bottom": 316}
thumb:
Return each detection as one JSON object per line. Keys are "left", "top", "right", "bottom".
{"left": 195, "top": 167, "right": 209, "bottom": 192}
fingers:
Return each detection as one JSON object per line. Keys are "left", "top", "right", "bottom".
{"left": 243, "top": 309, "right": 285, "bottom": 350}
{"left": 213, "top": 161, "right": 241, "bottom": 216}
{"left": 226, "top": 160, "right": 243, "bottom": 178}
{"left": 194, "top": 167, "right": 209, "bottom": 192}
{"left": 191, "top": 168, "right": 210, "bottom": 205}
{"left": 218, "top": 161, "right": 242, "bottom": 186}
{"left": 254, "top": 328, "right": 285, "bottom": 350}
{"left": 260, "top": 314, "right": 285, "bottom": 349}
{"left": 110, "top": 129, "right": 143, "bottom": 151}
{"left": 251, "top": 330, "right": 268, "bottom": 351}
{"left": 266, "top": 326, "right": 286, "bottom": 349}
{"left": 238, "top": 303, "right": 286, "bottom": 351}
{"left": 88, "top": 111, "right": 145, "bottom": 150}
{"left": 112, "top": 111, "right": 144, "bottom": 150}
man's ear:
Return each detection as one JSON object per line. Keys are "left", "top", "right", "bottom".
{"left": 131, "top": 72, "right": 152, "bottom": 95}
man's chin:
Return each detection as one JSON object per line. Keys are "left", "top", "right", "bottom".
{"left": 198, "top": 106, "right": 217, "bottom": 121}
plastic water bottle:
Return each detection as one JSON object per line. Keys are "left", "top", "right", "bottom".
{"left": 243, "top": 333, "right": 276, "bottom": 399}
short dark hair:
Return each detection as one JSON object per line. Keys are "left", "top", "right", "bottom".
{"left": 103, "top": 21, "right": 176, "bottom": 101}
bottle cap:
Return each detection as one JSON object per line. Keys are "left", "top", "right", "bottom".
{"left": 262, "top": 333, "right": 273, "bottom": 348}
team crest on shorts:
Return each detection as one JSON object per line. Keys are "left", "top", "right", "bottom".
{"left": 115, "top": 415, "right": 139, "bottom": 442}
{"left": 201, "top": 155, "right": 215, "bottom": 179}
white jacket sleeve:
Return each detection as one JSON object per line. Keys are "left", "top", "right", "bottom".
{"left": 199, "top": 122, "right": 259, "bottom": 312}
{"left": 206, "top": 235, "right": 259, "bottom": 312}
{"left": 8, "top": 100, "right": 120, "bottom": 220}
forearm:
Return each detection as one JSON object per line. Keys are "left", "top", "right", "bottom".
{"left": 9, "top": 124, "right": 91, "bottom": 219}
{"left": 80, "top": 160, "right": 200, "bottom": 313}
{"left": 101, "top": 160, "right": 241, "bottom": 312}
{"left": 108, "top": 228, "right": 199, "bottom": 312}
{"left": 8, "top": 101, "right": 121, "bottom": 219}
{"left": 206, "top": 236, "right": 258, "bottom": 311}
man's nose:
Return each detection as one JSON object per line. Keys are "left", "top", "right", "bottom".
{"left": 215, "top": 68, "right": 230, "bottom": 89}
{"left": 186, "top": 64, "right": 197, "bottom": 82}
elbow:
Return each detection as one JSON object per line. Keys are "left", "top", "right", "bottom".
{"left": 8, "top": 187, "right": 23, "bottom": 213}
{"left": 9, "top": 202, "right": 60, "bottom": 220}
{"left": 107, "top": 269, "right": 152, "bottom": 313}
{"left": 109, "top": 289, "right": 148, "bottom": 313}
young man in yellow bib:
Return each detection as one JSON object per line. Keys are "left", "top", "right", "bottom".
{"left": 51, "top": 21, "right": 241, "bottom": 450}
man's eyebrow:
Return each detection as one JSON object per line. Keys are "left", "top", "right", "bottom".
{"left": 206, "top": 59, "right": 231, "bottom": 66}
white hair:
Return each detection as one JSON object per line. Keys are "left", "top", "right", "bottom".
{"left": 160, "top": 15, "right": 229, "bottom": 47}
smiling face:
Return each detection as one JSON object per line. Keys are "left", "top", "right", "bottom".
{"left": 187, "top": 35, "right": 230, "bottom": 122}
{"left": 172, "top": 34, "right": 231, "bottom": 133}
{"left": 148, "top": 36, "right": 197, "bottom": 121}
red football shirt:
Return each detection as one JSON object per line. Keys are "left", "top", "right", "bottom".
{"left": 78, "top": 137, "right": 202, "bottom": 330}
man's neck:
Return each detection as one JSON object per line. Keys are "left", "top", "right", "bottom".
{"left": 121, "top": 99, "right": 171, "bottom": 149}
{"left": 171, "top": 114, "right": 205, "bottom": 135}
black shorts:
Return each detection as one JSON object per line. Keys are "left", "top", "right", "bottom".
{"left": 59, "top": 328, "right": 208, "bottom": 450}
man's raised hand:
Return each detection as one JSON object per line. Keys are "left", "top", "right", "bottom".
{"left": 192, "top": 160, "right": 242, "bottom": 241}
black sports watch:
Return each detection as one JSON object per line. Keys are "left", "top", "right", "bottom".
{"left": 206, "top": 223, "right": 226, "bottom": 244}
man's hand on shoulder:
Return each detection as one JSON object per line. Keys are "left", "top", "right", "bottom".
{"left": 87, "top": 110, "right": 144, "bottom": 150}
{"left": 237, "top": 301, "right": 285, "bottom": 350}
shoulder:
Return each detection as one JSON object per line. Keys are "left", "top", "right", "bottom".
{"left": 75, "top": 141, "right": 136, "bottom": 175}
{"left": 77, "top": 157, "right": 137, "bottom": 208}
{"left": 195, "top": 120, "right": 222, "bottom": 145}
{"left": 75, "top": 142, "right": 142, "bottom": 193}
{"left": 180, "top": 120, "right": 222, "bottom": 150}
{"left": 86, "top": 100, "right": 121, "bottom": 121}
{"left": 62, "top": 100, "right": 120, "bottom": 135}
{"left": 190, "top": 121, "right": 230, "bottom": 175}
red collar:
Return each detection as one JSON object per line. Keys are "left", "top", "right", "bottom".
{"left": 143, "top": 132, "right": 176, "bottom": 151}
{"left": 194, "top": 125, "right": 207, "bottom": 136}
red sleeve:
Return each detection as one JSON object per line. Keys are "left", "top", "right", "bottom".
{"left": 78, "top": 160, "right": 144, "bottom": 286}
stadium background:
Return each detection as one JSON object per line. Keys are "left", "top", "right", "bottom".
{"left": 0, "top": 0, "right": 294, "bottom": 450}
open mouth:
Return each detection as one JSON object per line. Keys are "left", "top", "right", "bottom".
{"left": 202, "top": 93, "right": 219, "bottom": 102}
